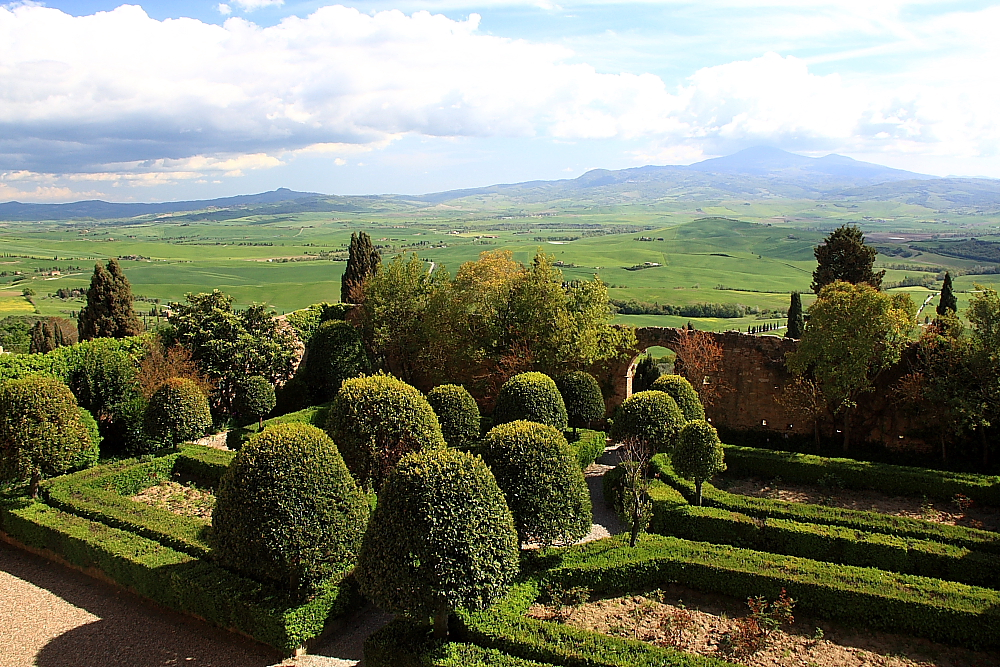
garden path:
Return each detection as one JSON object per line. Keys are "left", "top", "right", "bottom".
{"left": 579, "top": 443, "right": 624, "bottom": 543}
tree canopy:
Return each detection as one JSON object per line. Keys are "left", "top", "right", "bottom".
{"left": 937, "top": 272, "right": 958, "bottom": 317}
{"left": 78, "top": 259, "right": 143, "bottom": 340}
{"left": 341, "top": 231, "right": 381, "bottom": 303}
{"left": 787, "top": 280, "right": 913, "bottom": 450}
{"left": 811, "top": 225, "right": 884, "bottom": 293}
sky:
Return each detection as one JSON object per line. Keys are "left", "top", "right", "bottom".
{"left": 1, "top": 0, "right": 999, "bottom": 202}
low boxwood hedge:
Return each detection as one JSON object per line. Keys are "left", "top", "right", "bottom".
{"left": 226, "top": 403, "right": 331, "bottom": 450}
{"left": 606, "top": 473, "right": 1000, "bottom": 589}
{"left": 41, "top": 445, "right": 234, "bottom": 559}
{"left": 569, "top": 430, "right": 606, "bottom": 470}
{"left": 525, "top": 534, "right": 1000, "bottom": 649}
{"left": 0, "top": 499, "right": 353, "bottom": 654}
{"left": 652, "top": 455, "right": 1000, "bottom": 554}
{"left": 723, "top": 444, "right": 1000, "bottom": 506}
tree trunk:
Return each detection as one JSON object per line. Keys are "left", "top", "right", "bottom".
{"left": 29, "top": 469, "right": 41, "bottom": 499}
{"left": 813, "top": 420, "right": 821, "bottom": 451}
{"left": 433, "top": 610, "right": 450, "bottom": 640}
{"left": 695, "top": 479, "right": 703, "bottom": 506}
{"left": 982, "top": 427, "right": 990, "bottom": 468}
{"left": 629, "top": 522, "right": 640, "bottom": 548}
{"left": 842, "top": 408, "right": 852, "bottom": 453}
{"left": 941, "top": 433, "right": 948, "bottom": 465}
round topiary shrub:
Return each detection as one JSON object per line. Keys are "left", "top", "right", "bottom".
{"left": 555, "top": 371, "right": 605, "bottom": 433}
{"left": 650, "top": 374, "right": 705, "bottom": 422}
{"left": 326, "top": 373, "right": 445, "bottom": 489}
{"left": 492, "top": 372, "right": 568, "bottom": 431}
{"left": 304, "top": 320, "right": 370, "bottom": 402}
{"left": 0, "top": 376, "right": 93, "bottom": 497}
{"left": 235, "top": 375, "right": 276, "bottom": 428}
{"left": 426, "top": 384, "right": 481, "bottom": 449}
{"left": 143, "top": 377, "right": 212, "bottom": 447}
{"left": 672, "top": 419, "right": 726, "bottom": 506}
{"left": 357, "top": 448, "right": 518, "bottom": 638}
{"left": 480, "top": 420, "right": 592, "bottom": 547}
{"left": 608, "top": 390, "right": 684, "bottom": 453}
{"left": 213, "top": 423, "right": 370, "bottom": 596}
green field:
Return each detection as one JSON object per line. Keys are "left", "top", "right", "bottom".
{"left": 3, "top": 194, "right": 999, "bottom": 327}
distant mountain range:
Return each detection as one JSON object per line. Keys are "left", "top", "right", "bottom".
{"left": 2, "top": 147, "right": 998, "bottom": 221}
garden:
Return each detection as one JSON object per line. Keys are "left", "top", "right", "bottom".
{"left": 3, "top": 232, "right": 1000, "bottom": 666}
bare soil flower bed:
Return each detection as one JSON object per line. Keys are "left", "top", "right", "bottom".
{"left": 718, "top": 475, "right": 1000, "bottom": 532}
{"left": 528, "top": 584, "right": 1000, "bottom": 667}
{"left": 131, "top": 480, "right": 214, "bottom": 520}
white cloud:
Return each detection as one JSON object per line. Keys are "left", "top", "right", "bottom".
{"left": 0, "top": 2, "right": 998, "bottom": 186}
{"left": 231, "top": 0, "right": 284, "bottom": 10}
{"left": 217, "top": 4, "right": 232, "bottom": 16}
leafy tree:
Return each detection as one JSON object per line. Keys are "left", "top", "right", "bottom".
{"left": 214, "top": 423, "right": 370, "bottom": 597}
{"left": 937, "top": 272, "right": 958, "bottom": 317}
{"left": 650, "top": 374, "right": 705, "bottom": 422}
{"left": 78, "top": 259, "right": 143, "bottom": 340}
{"left": 426, "top": 384, "right": 481, "bottom": 448}
{"left": 556, "top": 371, "right": 606, "bottom": 434}
{"left": 66, "top": 341, "right": 146, "bottom": 455}
{"left": 787, "top": 281, "right": 914, "bottom": 451}
{"left": 631, "top": 354, "right": 661, "bottom": 393}
{"left": 785, "top": 292, "right": 804, "bottom": 339}
{"left": 777, "top": 376, "right": 827, "bottom": 448}
{"left": 0, "top": 376, "right": 93, "bottom": 497}
{"left": 357, "top": 448, "right": 518, "bottom": 639}
{"left": 341, "top": 231, "right": 381, "bottom": 303}
{"left": 143, "top": 377, "right": 212, "bottom": 446}
{"left": 326, "top": 373, "right": 445, "bottom": 490}
{"left": 137, "top": 338, "right": 214, "bottom": 400}
{"left": 613, "top": 438, "right": 653, "bottom": 547}
{"left": 303, "top": 320, "right": 370, "bottom": 402}
{"left": 165, "top": 290, "right": 298, "bottom": 415}
{"left": 235, "top": 376, "right": 276, "bottom": 429}
{"left": 672, "top": 328, "right": 727, "bottom": 408}
{"left": 671, "top": 420, "right": 726, "bottom": 506}
{"left": 811, "top": 225, "right": 884, "bottom": 293}
{"left": 964, "top": 285, "right": 1000, "bottom": 465}
{"left": 480, "top": 420, "right": 592, "bottom": 547}
{"left": 609, "top": 390, "right": 685, "bottom": 453}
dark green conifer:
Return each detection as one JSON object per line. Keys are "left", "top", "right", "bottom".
{"left": 29, "top": 320, "right": 65, "bottom": 354}
{"left": 78, "top": 259, "right": 142, "bottom": 340}
{"left": 341, "top": 232, "right": 382, "bottom": 303}
{"left": 811, "top": 225, "right": 884, "bottom": 293}
{"left": 937, "top": 272, "right": 958, "bottom": 317}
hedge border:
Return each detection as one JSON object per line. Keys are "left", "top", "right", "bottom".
{"left": 723, "top": 444, "right": 1000, "bottom": 505}
{"left": 41, "top": 445, "right": 234, "bottom": 559}
{"left": 617, "top": 474, "right": 1000, "bottom": 589}
{"left": 226, "top": 404, "right": 331, "bottom": 450}
{"left": 569, "top": 429, "right": 606, "bottom": 470}
{"left": 651, "top": 455, "right": 1000, "bottom": 554}
{"left": 0, "top": 500, "right": 354, "bottom": 654}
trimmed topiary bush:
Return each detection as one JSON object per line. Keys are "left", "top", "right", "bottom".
{"left": 75, "top": 407, "right": 101, "bottom": 470}
{"left": 650, "top": 374, "right": 705, "bottom": 422}
{"left": 427, "top": 384, "right": 481, "bottom": 449}
{"left": 0, "top": 376, "right": 93, "bottom": 497}
{"left": 213, "top": 423, "right": 370, "bottom": 596}
{"left": 235, "top": 375, "right": 276, "bottom": 428}
{"left": 556, "top": 371, "right": 605, "bottom": 434}
{"left": 608, "top": 390, "right": 685, "bottom": 453}
{"left": 304, "top": 320, "right": 370, "bottom": 402}
{"left": 672, "top": 419, "right": 726, "bottom": 506}
{"left": 326, "top": 373, "right": 445, "bottom": 489}
{"left": 493, "top": 372, "right": 568, "bottom": 431}
{"left": 143, "top": 377, "right": 212, "bottom": 447}
{"left": 480, "top": 420, "right": 592, "bottom": 547}
{"left": 357, "top": 448, "right": 518, "bottom": 638}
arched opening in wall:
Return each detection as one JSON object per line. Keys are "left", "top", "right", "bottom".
{"left": 626, "top": 346, "right": 676, "bottom": 395}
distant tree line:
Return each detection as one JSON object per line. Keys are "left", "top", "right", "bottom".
{"left": 611, "top": 299, "right": 782, "bottom": 319}
{"left": 910, "top": 239, "right": 1000, "bottom": 263}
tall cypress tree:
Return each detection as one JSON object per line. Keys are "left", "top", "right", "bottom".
{"left": 341, "top": 232, "right": 382, "bottom": 303}
{"left": 78, "top": 259, "right": 142, "bottom": 341}
{"left": 29, "top": 320, "right": 64, "bottom": 354}
{"left": 811, "top": 225, "right": 884, "bottom": 293}
{"left": 786, "top": 291, "right": 804, "bottom": 338}
{"left": 937, "top": 271, "right": 958, "bottom": 317}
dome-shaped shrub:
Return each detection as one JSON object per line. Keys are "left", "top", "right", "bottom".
{"left": 326, "top": 373, "right": 445, "bottom": 489}
{"left": 555, "top": 371, "right": 605, "bottom": 433}
{"left": 143, "top": 377, "right": 212, "bottom": 446}
{"left": 213, "top": 423, "right": 369, "bottom": 595}
{"left": 427, "top": 384, "right": 481, "bottom": 449}
{"left": 609, "top": 390, "right": 684, "bottom": 453}
{"left": 672, "top": 419, "right": 726, "bottom": 506}
{"left": 0, "top": 376, "right": 92, "bottom": 497}
{"left": 493, "top": 372, "right": 568, "bottom": 430}
{"left": 304, "top": 320, "right": 370, "bottom": 402}
{"left": 357, "top": 448, "right": 518, "bottom": 637}
{"left": 235, "top": 375, "right": 276, "bottom": 428}
{"left": 650, "top": 374, "right": 705, "bottom": 422}
{"left": 480, "top": 420, "right": 592, "bottom": 547}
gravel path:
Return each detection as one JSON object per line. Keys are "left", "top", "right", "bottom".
{"left": 580, "top": 443, "right": 624, "bottom": 543}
